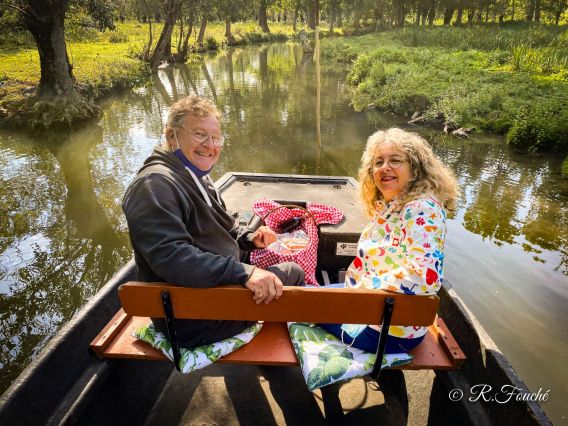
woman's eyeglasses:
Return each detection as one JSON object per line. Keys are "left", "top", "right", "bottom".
{"left": 373, "top": 158, "right": 406, "bottom": 169}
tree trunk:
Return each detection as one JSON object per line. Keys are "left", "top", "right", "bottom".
{"left": 526, "top": 0, "right": 535, "bottom": 21}
{"left": 555, "top": 11, "right": 561, "bottom": 25}
{"left": 329, "top": 0, "right": 337, "bottom": 32}
{"left": 225, "top": 17, "right": 235, "bottom": 44}
{"left": 150, "top": 0, "right": 179, "bottom": 71}
{"left": 197, "top": 16, "right": 207, "bottom": 47}
{"left": 534, "top": 0, "right": 541, "bottom": 21}
{"left": 13, "top": 0, "right": 101, "bottom": 127}
{"left": 259, "top": 0, "right": 270, "bottom": 33}
{"left": 454, "top": 7, "right": 463, "bottom": 26}
{"left": 428, "top": 5, "right": 436, "bottom": 25}
{"left": 307, "top": 1, "right": 316, "bottom": 30}
{"left": 176, "top": 13, "right": 194, "bottom": 61}
{"left": 293, "top": 0, "right": 300, "bottom": 31}
{"left": 511, "top": 0, "right": 515, "bottom": 20}
{"left": 443, "top": 8, "right": 454, "bottom": 25}
{"left": 396, "top": 3, "right": 406, "bottom": 27}
{"left": 23, "top": 0, "right": 78, "bottom": 99}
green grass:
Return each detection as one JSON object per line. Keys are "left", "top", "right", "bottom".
{"left": 322, "top": 24, "right": 568, "bottom": 153}
{"left": 0, "top": 20, "right": 304, "bottom": 118}
{"left": 0, "top": 20, "right": 301, "bottom": 91}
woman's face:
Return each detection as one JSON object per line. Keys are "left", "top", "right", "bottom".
{"left": 372, "top": 143, "right": 412, "bottom": 202}
{"left": 167, "top": 113, "right": 222, "bottom": 171}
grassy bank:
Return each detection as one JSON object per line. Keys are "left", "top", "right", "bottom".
{"left": 322, "top": 24, "right": 568, "bottom": 153}
{"left": 0, "top": 21, "right": 302, "bottom": 123}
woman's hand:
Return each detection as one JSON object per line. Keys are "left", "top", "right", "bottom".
{"left": 251, "top": 226, "right": 277, "bottom": 248}
{"left": 244, "top": 268, "right": 283, "bottom": 304}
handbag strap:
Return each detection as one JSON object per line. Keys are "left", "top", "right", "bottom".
{"left": 260, "top": 204, "right": 317, "bottom": 227}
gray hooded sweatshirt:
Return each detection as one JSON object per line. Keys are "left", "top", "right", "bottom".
{"left": 122, "top": 146, "right": 258, "bottom": 346}
{"left": 122, "top": 145, "right": 256, "bottom": 288}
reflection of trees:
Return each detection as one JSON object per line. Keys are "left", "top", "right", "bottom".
{"left": 152, "top": 72, "right": 172, "bottom": 106}
{"left": 461, "top": 149, "right": 526, "bottom": 244}
{"left": 522, "top": 171, "right": 568, "bottom": 275}
{"left": 0, "top": 128, "right": 129, "bottom": 394}
{"left": 178, "top": 64, "right": 199, "bottom": 95}
{"left": 433, "top": 139, "right": 568, "bottom": 275}
{"left": 201, "top": 61, "right": 218, "bottom": 103}
{"left": 163, "top": 66, "right": 179, "bottom": 101}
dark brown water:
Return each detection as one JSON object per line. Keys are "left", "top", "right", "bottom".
{"left": 0, "top": 42, "right": 566, "bottom": 423}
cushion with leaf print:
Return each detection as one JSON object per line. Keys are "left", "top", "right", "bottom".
{"left": 287, "top": 322, "right": 413, "bottom": 391}
{"left": 134, "top": 322, "right": 263, "bottom": 374}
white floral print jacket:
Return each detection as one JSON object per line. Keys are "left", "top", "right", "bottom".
{"left": 345, "top": 196, "right": 447, "bottom": 339}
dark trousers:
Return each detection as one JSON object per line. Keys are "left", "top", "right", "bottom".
{"left": 152, "top": 262, "right": 305, "bottom": 348}
{"left": 318, "top": 283, "right": 425, "bottom": 354}
{"left": 318, "top": 322, "right": 425, "bottom": 354}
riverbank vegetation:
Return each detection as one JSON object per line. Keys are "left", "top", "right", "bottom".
{"left": 322, "top": 24, "right": 568, "bottom": 153}
{"left": 1, "top": 0, "right": 567, "bottom": 142}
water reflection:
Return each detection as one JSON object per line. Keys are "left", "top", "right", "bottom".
{"left": 0, "top": 128, "right": 130, "bottom": 388}
{"left": 0, "top": 41, "right": 566, "bottom": 423}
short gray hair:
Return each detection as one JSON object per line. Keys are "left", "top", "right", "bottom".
{"left": 166, "top": 95, "right": 221, "bottom": 131}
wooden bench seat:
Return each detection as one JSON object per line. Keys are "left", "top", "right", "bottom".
{"left": 90, "top": 282, "right": 465, "bottom": 374}
{"left": 91, "top": 310, "right": 463, "bottom": 369}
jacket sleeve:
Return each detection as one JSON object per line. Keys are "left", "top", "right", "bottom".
{"left": 233, "top": 227, "right": 257, "bottom": 251}
{"left": 122, "top": 174, "right": 255, "bottom": 287}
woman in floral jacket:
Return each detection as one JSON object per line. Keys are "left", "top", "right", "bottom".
{"left": 320, "top": 128, "right": 459, "bottom": 354}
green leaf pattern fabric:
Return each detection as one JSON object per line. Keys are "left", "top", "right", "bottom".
{"left": 288, "top": 322, "right": 413, "bottom": 391}
{"left": 133, "top": 322, "right": 263, "bottom": 374}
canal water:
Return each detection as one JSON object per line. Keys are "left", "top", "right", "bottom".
{"left": 0, "top": 42, "right": 566, "bottom": 423}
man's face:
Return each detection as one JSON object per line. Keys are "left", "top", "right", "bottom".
{"left": 169, "top": 113, "right": 222, "bottom": 171}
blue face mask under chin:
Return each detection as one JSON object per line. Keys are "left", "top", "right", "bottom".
{"left": 172, "top": 132, "right": 213, "bottom": 178}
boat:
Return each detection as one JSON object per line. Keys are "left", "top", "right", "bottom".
{"left": 0, "top": 173, "right": 551, "bottom": 425}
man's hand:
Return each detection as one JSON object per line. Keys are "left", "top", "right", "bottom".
{"left": 244, "top": 268, "right": 283, "bottom": 304}
{"left": 251, "top": 226, "right": 277, "bottom": 248}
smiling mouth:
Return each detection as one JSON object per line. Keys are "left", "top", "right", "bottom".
{"left": 381, "top": 176, "right": 396, "bottom": 182}
{"left": 195, "top": 151, "right": 214, "bottom": 157}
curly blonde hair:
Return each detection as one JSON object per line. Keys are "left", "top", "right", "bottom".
{"left": 358, "top": 128, "right": 459, "bottom": 216}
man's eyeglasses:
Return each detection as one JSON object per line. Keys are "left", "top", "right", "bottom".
{"left": 373, "top": 158, "right": 406, "bottom": 170}
{"left": 180, "top": 126, "right": 225, "bottom": 147}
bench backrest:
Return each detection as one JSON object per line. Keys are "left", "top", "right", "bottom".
{"left": 119, "top": 282, "right": 440, "bottom": 326}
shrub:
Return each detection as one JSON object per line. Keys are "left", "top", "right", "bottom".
{"left": 347, "top": 54, "right": 372, "bottom": 85}
{"left": 66, "top": 11, "right": 100, "bottom": 42}
{"left": 108, "top": 30, "right": 128, "bottom": 43}
{"left": 506, "top": 104, "right": 568, "bottom": 153}
{"left": 205, "top": 36, "right": 219, "bottom": 51}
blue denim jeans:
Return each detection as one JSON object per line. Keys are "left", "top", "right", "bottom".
{"left": 317, "top": 283, "right": 425, "bottom": 354}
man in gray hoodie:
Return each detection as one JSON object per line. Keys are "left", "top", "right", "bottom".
{"left": 122, "top": 95, "right": 304, "bottom": 348}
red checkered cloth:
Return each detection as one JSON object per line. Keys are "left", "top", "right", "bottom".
{"left": 250, "top": 198, "right": 344, "bottom": 286}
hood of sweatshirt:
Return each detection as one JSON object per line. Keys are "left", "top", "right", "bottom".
{"left": 138, "top": 145, "right": 186, "bottom": 175}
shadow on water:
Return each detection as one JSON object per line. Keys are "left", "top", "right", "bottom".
{"left": 0, "top": 126, "right": 129, "bottom": 393}
{"left": 0, "top": 41, "right": 566, "bottom": 423}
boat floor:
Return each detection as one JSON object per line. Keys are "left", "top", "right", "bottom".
{"left": 143, "top": 364, "right": 450, "bottom": 425}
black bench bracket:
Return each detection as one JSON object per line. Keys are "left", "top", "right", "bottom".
{"left": 161, "top": 290, "right": 181, "bottom": 372}
{"left": 370, "top": 297, "right": 394, "bottom": 381}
